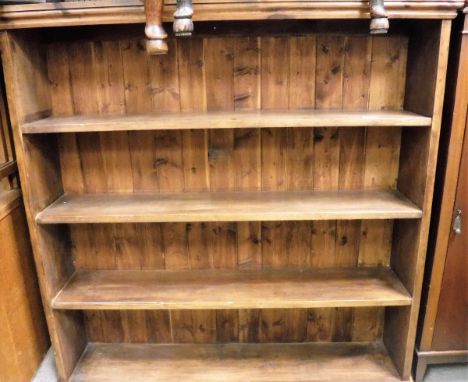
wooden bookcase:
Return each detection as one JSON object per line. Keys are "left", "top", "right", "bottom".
{"left": 0, "top": 1, "right": 461, "bottom": 380}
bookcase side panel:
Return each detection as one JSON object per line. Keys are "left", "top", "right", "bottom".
{"left": 384, "top": 20, "right": 452, "bottom": 379}
{"left": 0, "top": 31, "right": 86, "bottom": 380}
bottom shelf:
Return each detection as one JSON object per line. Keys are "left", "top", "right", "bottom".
{"left": 71, "top": 342, "right": 402, "bottom": 381}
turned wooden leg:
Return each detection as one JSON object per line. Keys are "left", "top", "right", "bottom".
{"left": 369, "top": 0, "right": 389, "bottom": 34}
{"left": 145, "top": 0, "right": 168, "bottom": 55}
{"left": 174, "top": 0, "right": 194, "bottom": 37}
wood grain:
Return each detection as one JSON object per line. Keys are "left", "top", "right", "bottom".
{"left": 1, "top": 32, "right": 87, "bottom": 380}
{"left": 0, "top": 203, "right": 49, "bottom": 382}
{"left": 36, "top": 190, "right": 422, "bottom": 224}
{"left": 0, "top": 0, "right": 462, "bottom": 31}
{"left": 52, "top": 268, "right": 411, "bottom": 310}
{"left": 21, "top": 110, "right": 430, "bottom": 134}
{"left": 385, "top": 20, "right": 452, "bottom": 379}
{"left": 419, "top": 13, "right": 468, "bottom": 353}
{"left": 70, "top": 342, "right": 402, "bottom": 382}
{"left": 3, "top": 22, "right": 451, "bottom": 381}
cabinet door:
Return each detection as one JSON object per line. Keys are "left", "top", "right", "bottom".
{"left": 432, "top": 116, "right": 468, "bottom": 351}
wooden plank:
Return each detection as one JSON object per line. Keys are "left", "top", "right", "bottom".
{"left": 180, "top": 47, "right": 216, "bottom": 342}
{"left": 110, "top": 38, "right": 159, "bottom": 339}
{"left": 175, "top": 36, "right": 216, "bottom": 343}
{"left": 233, "top": 36, "right": 260, "bottom": 112}
{"left": 312, "top": 35, "right": 343, "bottom": 272}
{"left": 93, "top": 41, "right": 133, "bottom": 193}
{"left": 259, "top": 35, "right": 290, "bottom": 342}
{"left": 150, "top": 39, "right": 184, "bottom": 194}
{"left": 286, "top": 35, "right": 315, "bottom": 193}
{"left": 21, "top": 110, "right": 431, "bottom": 133}
{"left": 233, "top": 35, "right": 262, "bottom": 339}
{"left": 369, "top": 36, "right": 408, "bottom": 111}
{"left": 36, "top": 190, "right": 422, "bottom": 224}
{"left": 68, "top": 42, "right": 106, "bottom": 194}
{"left": 313, "top": 34, "right": 345, "bottom": 337}
{"left": 205, "top": 39, "right": 244, "bottom": 344}
{"left": 178, "top": 37, "right": 209, "bottom": 193}
{"left": 233, "top": 37, "right": 262, "bottom": 267}
{"left": 70, "top": 342, "right": 403, "bottom": 381}
{"left": 336, "top": 36, "right": 369, "bottom": 268}
{"left": 338, "top": 35, "right": 368, "bottom": 274}
{"left": 52, "top": 268, "right": 411, "bottom": 310}
{"left": 385, "top": 20, "right": 453, "bottom": 379}
{"left": 306, "top": 308, "right": 334, "bottom": 341}
{"left": 47, "top": 42, "right": 85, "bottom": 195}
{"left": 359, "top": 220, "right": 393, "bottom": 267}
{"left": 359, "top": 35, "right": 407, "bottom": 269}
{"left": 352, "top": 307, "right": 384, "bottom": 341}
{"left": 121, "top": 38, "right": 155, "bottom": 193}
{"left": 172, "top": 39, "right": 210, "bottom": 343}
{"left": 0, "top": 0, "right": 462, "bottom": 32}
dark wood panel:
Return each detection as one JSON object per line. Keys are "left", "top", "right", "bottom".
{"left": 0, "top": 203, "right": 49, "bottom": 382}
{"left": 417, "top": 14, "right": 468, "bottom": 362}
{"left": 431, "top": 113, "right": 468, "bottom": 351}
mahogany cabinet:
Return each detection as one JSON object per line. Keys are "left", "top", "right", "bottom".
{"left": 0, "top": 1, "right": 463, "bottom": 380}
{"left": 415, "top": 8, "right": 468, "bottom": 382}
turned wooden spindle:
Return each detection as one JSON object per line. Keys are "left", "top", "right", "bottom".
{"left": 369, "top": 0, "right": 389, "bottom": 34}
{"left": 145, "top": 0, "right": 168, "bottom": 55}
{"left": 174, "top": 0, "right": 194, "bottom": 37}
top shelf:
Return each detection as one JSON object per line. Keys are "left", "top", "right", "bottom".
{"left": 21, "top": 110, "right": 432, "bottom": 134}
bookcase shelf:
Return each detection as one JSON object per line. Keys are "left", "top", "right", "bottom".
{"left": 21, "top": 110, "right": 431, "bottom": 134}
{"left": 36, "top": 190, "right": 422, "bottom": 224}
{"left": 70, "top": 342, "right": 402, "bottom": 382}
{"left": 52, "top": 268, "right": 411, "bottom": 310}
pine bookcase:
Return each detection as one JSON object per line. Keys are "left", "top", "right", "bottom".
{"left": 0, "top": 1, "right": 462, "bottom": 380}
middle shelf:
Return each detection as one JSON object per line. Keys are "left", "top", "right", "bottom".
{"left": 36, "top": 190, "right": 422, "bottom": 224}
{"left": 52, "top": 268, "right": 412, "bottom": 310}
{"left": 21, "top": 110, "right": 432, "bottom": 134}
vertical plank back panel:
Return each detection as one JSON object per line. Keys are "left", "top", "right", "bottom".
{"left": 45, "top": 32, "right": 408, "bottom": 347}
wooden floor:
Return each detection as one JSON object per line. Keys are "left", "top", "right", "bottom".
{"left": 52, "top": 268, "right": 412, "bottom": 310}
{"left": 36, "top": 190, "right": 422, "bottom": 224}
{"left": 70, "top": 342, "right": 403, "bottom": 381}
